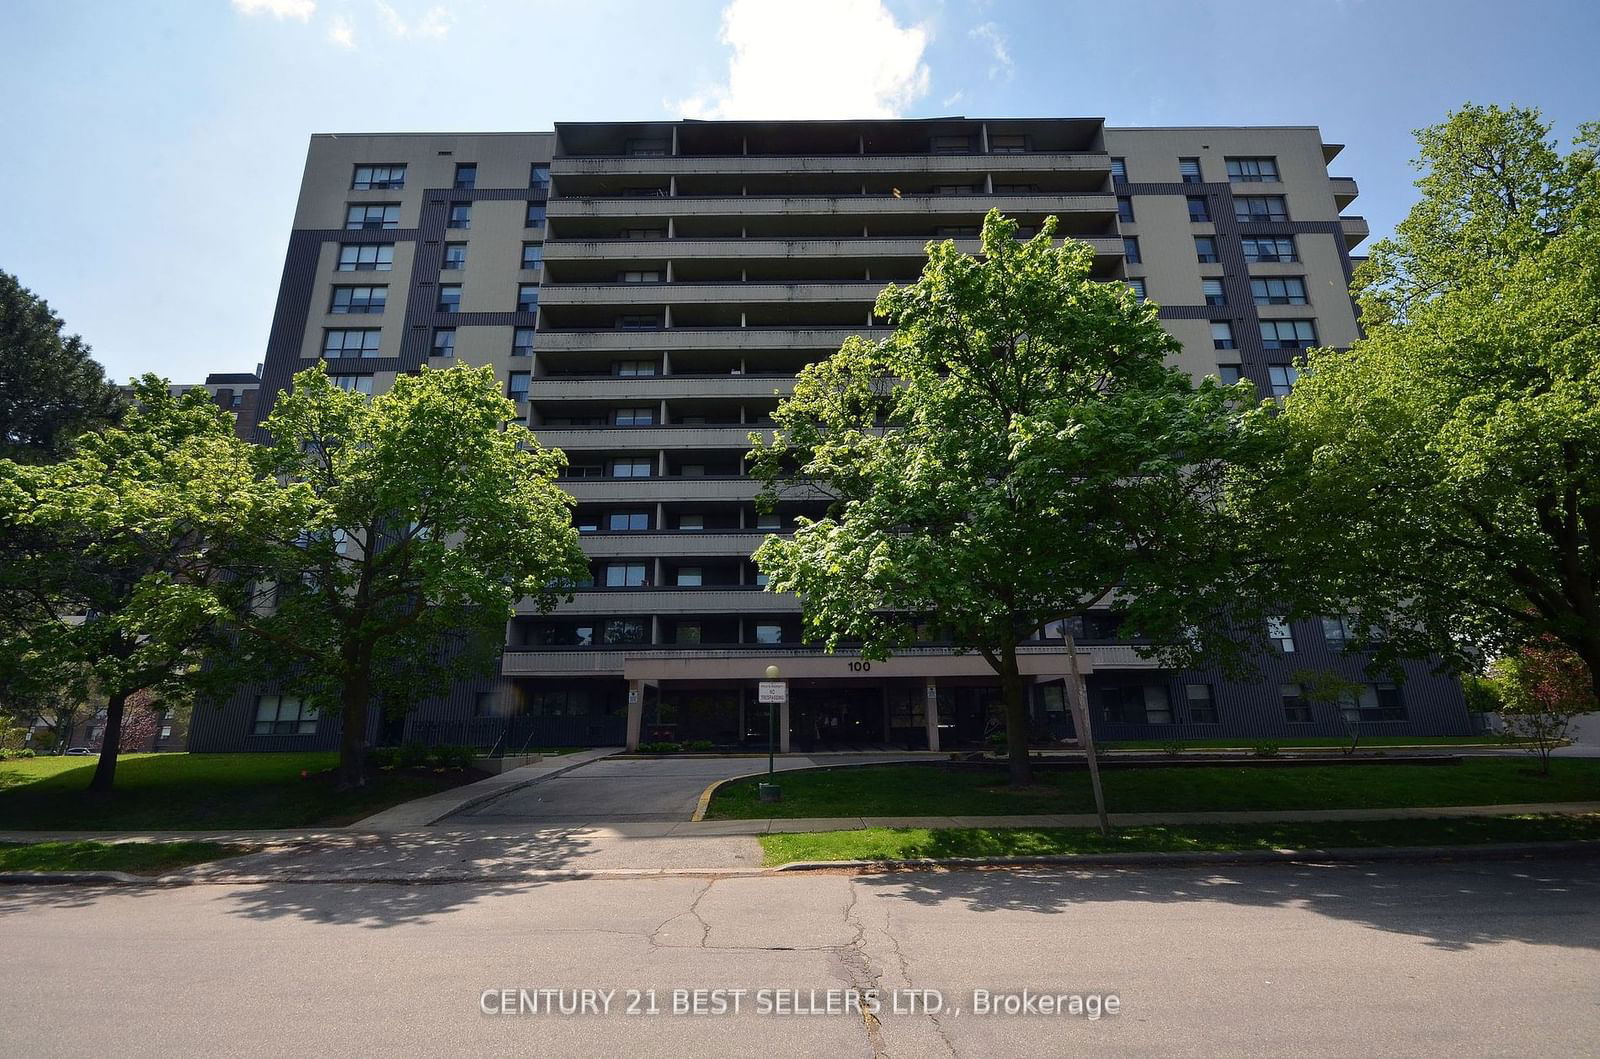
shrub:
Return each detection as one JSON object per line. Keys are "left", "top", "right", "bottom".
{"left": 367, "top": 746, "right": 400, "bottom": 769}
{"left": 637, "top": 741, "right": 681, "bottom": 754}
{"left": 1160, "top": 740, "right": 1185, "bottom": 757}
{"left": 396, "top": 742, "right": 431, "bottom": 768}
{"left": 431, "top": 745, "right": 478, "bottom": 770}
{"left": 14, "top": 748, "right": 35, "bottom": 759}
{"left": 685, "top": 740, "right": 715, "bottom": 752}
{"left": 1251, "top": 742, "right": 1281, "bottom": 758}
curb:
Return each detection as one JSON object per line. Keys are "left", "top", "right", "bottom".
{"left": 690, "top": 757, "right": 933, "bottom": 823}
{"left": 0, "top": 867, "right": 771, "bottom": 886}
{"left": 771, "top": 839, "right": 1600, "bottom": 872}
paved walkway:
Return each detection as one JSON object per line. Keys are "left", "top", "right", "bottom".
{"left": 351, "top": 747, "right": 620, "bottom": 830}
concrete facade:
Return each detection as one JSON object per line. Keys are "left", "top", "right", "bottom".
{"left": 187, "top": 117, "right": 1473, "bottom": 755}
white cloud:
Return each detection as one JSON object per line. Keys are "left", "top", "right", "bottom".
{"left": 231, "top": 0, "right": 316, "bottom": 19}
{"left": 327, "top": 14, "right": 356, "bottom": 47}
{"left": 673, "top": 0, "right": 931, "bottom": 120}
{"left": 373, "top": 1, "right": 454, "bottom": 39}
{"left": 969, "top": 21, "right": 1012, "bottom": 82}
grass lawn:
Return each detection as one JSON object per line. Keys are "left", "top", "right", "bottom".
{"left": 0, "top": 840, "right": 253, "bottom": 874}
{"left": 0, "top": 753, "right": 486, "bottom": 831}
{"left": 706, "top": 758, "right": 1600, "bottom": 820}
{"left": 760, "top": 813, "right": 1600, "bottom": 866}
{"left": 1098, "top": 735, "right": 1525, "bottom": 750}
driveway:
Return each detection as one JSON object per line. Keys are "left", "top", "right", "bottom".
{"left": 447, "top": 753, "right": 927, "bottom": 824}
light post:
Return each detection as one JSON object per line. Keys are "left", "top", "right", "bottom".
{"left": 765, "top": 664, "right": 779, "bottom": 779}
{"left": 759, "top": 664, "right": 783, "bottom": 803}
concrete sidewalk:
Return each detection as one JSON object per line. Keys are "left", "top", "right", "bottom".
{"left": 348, "top": 747, "right": 620, "bottom": 830}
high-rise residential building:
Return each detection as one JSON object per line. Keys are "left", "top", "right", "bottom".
{"left": 189, "top": 118, "right": 1471, "bottom": 754}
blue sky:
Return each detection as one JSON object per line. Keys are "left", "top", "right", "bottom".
{"left": 3, "top": 0, "right": 1597, "bottom": 383}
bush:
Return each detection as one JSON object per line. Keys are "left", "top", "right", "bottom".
{"left": 14, "top": 748, "right": 35, "bottom": 759}
{"left": 637, "top": 741, "right": 681, "bottom": 754}
{"left": 430, "top": 745, "right": 478, "bottom": 770}
{"left": 367, "top": 746, "right": 400, "bottom": 769}
{"left": 685, "top": 740, "right": 715, "bottom": 752}
{"left": 1161, "top": 740, "right": 1185, "bottom": 757}
{"left": 1251, "top": 742, "right": 1281, "bottom": 758}
{"left": 396, "top": 742, "right": 431, "bottom": 768}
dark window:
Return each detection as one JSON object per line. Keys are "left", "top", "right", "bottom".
{"left": 603, "top": 618, "right": 647, "bottom": 644}
{"left": 1210, "top": 321, "right": 1236, "bottom": 350}
{"left": 614, "top": 406, "right": 654, "bottom": 426}
{"left": 1281, "top": 684, "right": 1313, "bottom": 723}
{"left": 1268, "top": 364, "right": 1300, "bottom": 398}
{"left": 431, "top": 329, "right": 455, "bottom": 358}
{"left": 1241, "top": 236, "right": 1297, "bottom": 262}
{"left": 610, "top": 459, "right": 652, "bottom": 478}
{"left": 1186, "top": 195, "right": 1210, "bottom": 222}
{"left": 512, "top": 328, "right": 535, "bottom": 357}
{"left": 618, "top": 314, "right": 661, "bottom": 330}
{"left": 1110, "top": 157, "right": 1127, "bottom": 180}
{"left": 322, "top": 329, "right": 381, "bottom": 359}
{"left": 1117, "top": 196, "right": 1134, "bottom": 222}
{"left": 330, "top": 286, "right": 386, "bottom": 314}
{"left": 332, "top": 375, "right": 374, "bottom": 395}
{"left": 754, "top": 624, "right": 783, "bottom": 644}
{"left": 526, "top": 203, "right": 546, "bottom": 227}
{"left": 1226, "top": 156, "right": 1279, "bottom": 182}
{"left": 1268, "top": 617, "right": 1296, "bottom": 653}
{"left": 345, "top": 204, "right": 400, "bottom": 230}
{"left": 1179, "top": 157, "right": 1202, "bottom": 183}
{"left": 437, "top": 285, "right": 462, "bottom": 313}
{"left": 1218, "top": 365, "right": 1243, "bottom": 385}
{"left": 1123, "top": 237, "right": 1141, "bottom": 264}
{"left": 453, "top": 163, "right": 477, "bottom": 189}
{"left": 1251, "top": 277, "right": 1308, "bottom": 305}
{"left": 1203, "top": 278, "right": 1226, "bottom": 306}
{"left": 442, "top": 243, "right": 466, "bottom": 270}
{"left": 522, "top": 243, "right": 543, "bottom": 270}
{"left": 1235, "top": 195, "right": 1289, "bottom": 222}
{"left": 607, "top": 512, "right": 649, "bottom": 532}
{"left": 1194, "top": 236, "right": 1219, "bottom": 263}
{"left": 517, "top": 286, "right": 539, "bottom": 313}
{"left": 447, "top": 203, "right": 471, "bottom": 229}
{"left": 1101, "top": 685, "right": 1171, "bottom": 725}
{"left": 989, "top": 134, "right": 1027, "bottom": 154}
{"left": 1322, "top": 616, "right": 1352, "bottom": 648}
{"left": 930, "top": 134, "right": 973, "bottom": 155}
{"left": 507, "top": 371, "right": 530, "bottom": 398}
{"left": 1127, "top": 278, "right": 1146, "bottom": 301}
{"left": 615, "top": 360, "right": 656, "bottom": 376}
{"left": 337, "top": 244, "right": 394, "bottom": 271}
{"left": 1186, "top": 684, "right": 1219, "bottom": 724}
{"left": 351, "top": 165, "right": 405, "bottom": 190}
{"left": 604, "top": 563, "right": 647, "bottom": 587}
{"left": 530, "top": 164, "right": 550, "bottom": 190}
{"left": 252, "top": 695, "right": 319, "bottom": 735}
{"left": 1260, "top": 319, "right": 1317, "bottom": 349}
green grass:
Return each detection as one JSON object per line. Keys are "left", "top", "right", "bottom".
{"left": 1097, "top": 735, "right": 1526, "bottom": 750}
{"left": 0, "top": 840, "right": 253, "bottom": 874}
{"left": 0, "top": 753, "right": 485, "bottom": 831}
{"left": 707, "top": 758, "right": 1600, "bottom": 820}
{"left": 760, "top": 813, "right": 1600, "bottom": 866}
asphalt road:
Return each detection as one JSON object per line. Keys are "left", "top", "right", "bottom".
{"left": 6, "top": 855, "right": 1597, "bottom": 1057}
{"left": 454, "top": 753, "right": 927, "bottom": 823}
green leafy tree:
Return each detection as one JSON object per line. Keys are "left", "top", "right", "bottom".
{"left": 0, "top": 378, "right": 294, "bottom": 791}
{"left": 0, "top": 656, "right": 94, "bottom": 755}
{"left": 751, "top": 211, "right": 1275, "bottom": 801}
{"left": 239, "top": 364, "right": 588, "bottom": 789}
{"left": 1488, "top": 637, "right": 1597, "bottom": 774}
{"left": 1245, "top": 105, "right": 1600, "bottom": 697}
{"left": 1290, "top": 668, "right": 1368, "bottom": 754}
{"left": 0, "top": 270, "right": 125, "bottom": 463}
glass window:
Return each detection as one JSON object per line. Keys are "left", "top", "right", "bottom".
{"left": 1251, "top": 277, "right": 1308, "bottom": 305}
{"left": 1110, "top": 157, "right": 1127, "bottom": 180}
{"left": 756, "top": 512, "right": 781, "bottom": 530}
{"left": 1260, "top": 319, "right": 1317, "bottom": 349}
{"left": 431, "top": 328, "right": 455, "bottom": 358}
{"left": 351, "top": 165, "right": 405, "bottom": 190}
{"left": 526, "top": 203, "right": 547, "bottom": 227}
{"left": 1210, "top": 321, "right": 1235, "bottom": 350}
{"left": 345, "top": 204, "right": 400, "bottom": 230}
{"left": 330, "top": 286, "right": 386, "bottom": 314}
{"left": 1203, "top": 278, "right": 1226, "bottom": 306}
{"left": 322, "top": 329, "right": 381, "bottom": 359}
{"left": 607, "top": 512, "right": 649, "bottom": 532}
{"left": 618, "top": 314, "right": 661, "bottom": 330}
{"left": 620, "top": 270, "right": 662, "bottom": 283}
{"left": 604, "top": 563, "right": 647, "bottom": 587}
{"left": 1267, "top": 364, "right": 1300, "bottom": 398}
{"left": 754, "top": 624, "right": 783, "bottom": 644}
{"left": 1127, "top": 278, "right": 1146, "bottom": 301}
{"left": 522, "top": 244, "right": 543, "bottom": 270}
{"left": 1242, "top": 236, "right": 1297, "bottom": 262}
{"left": 453, "top": 163, "right": 477, "bottom": 189}
{"left": 512, "top": 328, "right": 535, "bottom": 357}
{"left": 1143, "top": 685, "right": 1174, "bottom": 724}
{"left": 1226, "top": 157, "right": 1280, "bottom": 182}
{"left": 1235, "top": 195, "right": 1289, "bottom": 222}
{"left": 611, "top": 459, "right": 652, "bottom": 478}
{"left": 676, "top": 566, "right": 703, "bottom": 587}
{"left": 1322, "top": 616, "right": 1352, "bottom": 648}
{"left": 1281, "top": 683, "right": 1313, "bottom": 723}
{"left": 678, "top": 514, "right": 704, "bottom": 531}
{"left": 442, "top": 244, "right": 467, "bottom": 270}
{"left": 518, "top": 286, "right": 539, "bottom": 313}
{"left": 337, "top": 244, "right": 394, "bottom": 271}
{"left": 1117, "top": 196, "right": 1134, "bottom": 222}
{"left": 1185, "top": 684, "right": 1218, "bottom": 724}
{"left": 615, "top": 360, "right": 656, "bottom": 377}
{"left": 447, "top": 203, "right": 471, "bottom": 229}
{"left": 331, "top": 375, "right": 374, "bottom": 395}
{"left": 1186, "top": 196, "right": 1210, "bottom": 222}
{"left": 930, "top": 134, "right": 973, "bottom": 155}
{"left": 507, "top": 371, "right": 530, "bottom": 398}
{"left": 1267, "top": 617, "right": 1296, "bottom": 653}
{"left": 614, "top": 407, "right": 654, "bottom": 426}
{"left": 1194, "top": 236, "right": 1219, "bottom": 263}
{"left": 1123, "top": 237, "right": 1141, "bottom": 264}
{"left": 437, "top": 285, "right": 462, "bottom": 312}
{"left": 989, "top": 134, "right": 1027, "bottom": 153}
{"left": 252, "top": 695, "right": 319, "bottom": 735}
{"left": 1218, "top": 365, "right": 1243, "bottom": 385}
{"left": 530, "top": 164, "right": 550, "bottom": 190}
{"left": 1179, "top": 157, "right": 1202, "bottom": 183}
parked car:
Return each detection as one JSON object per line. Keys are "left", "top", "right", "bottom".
{"left": 64, "top": 747, "right": 94, "bottom": 756}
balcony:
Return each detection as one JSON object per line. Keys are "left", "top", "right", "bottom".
{"left": 551, "top": 152, "right": 1111, "bottom": 178}
{"left": 533, "top": 425, "right": 777, "bottom": 450}
{"left": 580, "top": 531, "right": 771, "bottom": 558}
{"left": 518, "top": 587, "right": 802, "bottom": 615}
{"left": 1329, "top": 176, "right": 1359, "bottom": 210}
{"left": 560, "top": 477, "right": 765, "bottom": 501}
{"left": 1340, "top": 215, "right": 1370, "bottom": 249}
{"left": 539, "top": 280, "right": 882, "bottom": 307}
{"left": 542, "top": 235, "right": 1125, "bottom": 262}
{"left": 530, "top": 375, "right": 795, "bottom": 400}
{"left": 534, "top": 327, "right": 877, "bottom": 352}
{"left": 546, "top": 192, "right": 1115, "bottom": 220}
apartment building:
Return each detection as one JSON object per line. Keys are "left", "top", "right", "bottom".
{"left": 187, "top": 117, "right": 1471, "bottom": 754}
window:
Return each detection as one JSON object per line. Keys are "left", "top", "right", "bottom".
{"left": 1122, "top": 237, "right": 1141, "bottom": 264}
{"left": 447, "top": 203, "right": 471, "bottom": 229}
{"left": 1267, "top": 364, "right": 1300, "bottom": 398}
{"left": 614, "top": 407, "right": 654, "bottom": 426}
{"left": 576, "top": 514, "right": 600, "bottom": 534}
{"left": 1242, "top": 236, "right": 1297, "bottom": 262}
{"left": 930, "top": 134, "right": 973, "bottom": 155}
{"left": 512, "top": 328, "right": 535, "bottom": 357}
{"left": 1110, "top": 157, "right": 1127, "bottom": 180}
{"left": 611, "top": 459, "right": 652, "bottom": 478}
{"left": 1260, "top": 319, "right": 1317, "bottom": 349}
{"left": 620, "top": 270, "right": 662, "bottom": 283}
{"left": 989, "top": 134, "right": 1027, "bottom": 154}
{"left": 517, "top": 286, "right": 539, "bottom": 313}
{"left": 678, "top": 514, "right": 704, "bottom": 531}
{"left": 603, "top": 618, "right": 646, "bottom": 644}
{"left": 330, "top": 286, "right": 385, "bottom": 314}
{"left": 160, "top": 725, "right": 172, "bottom": 738}
{"left": 992, "top": 183, "right": 1038, "bottom": 195}
{"left": 453, "top": 163, "right": 477, "bottom": 189}
{"left": 756, "top": 512, "right": 781, "bottom": 530}
{"left": 1281, "top": 683, "right": 1313, "bottom": 723}
{"left": 337, "top": 244, "right": 394, "bottom": 271}
{"left": 1343, "top": 683, "right": 1406, "bottom": 723}
{"left": 1235, "top": 195, "right": 1289, "bottom": 222}
{"left": 1194, "top": 236, "right": 1219, "bottom": 263}
{"left": 322, "top": 329, "right": 381, "bottom": 359}
{"left": 1127, "top": 278, "right": 1146, "bottom": 301}
{"left": 351, "top": 164, "right": 405, "bottom": 190}
{"left": 1210, "top": 321, "right": 1236, "bottom": 350}
{"left": 1186, "top": 684, "right": 1219, "bottom": 724}
{"left": 522, "top": 244, "right": 544, "bottom": 270}
{"left": 1202, "top": 278, "right": 1226, "bottom": 306}
{"left": 1186, "top": 195, "right": 1211, "bottom": 222}
{"left": 437, "top": 285, "right": 462, "bottom": 312}
{"left": 1267, "top": 617, "right": 1296, "bottom": 653}
{"left": 1178, "top": 157, "right": 1202, "bottom": 183}
{"left": 529, "top": 164, "right": 550, "bottom": 190}
{"left": 1143, "top": 685, "right": 1173, "bottom": 724}
{"left": 331, "top": 375, "right": 374, "bottom": 395}
{"left": 441, "top": 244, "right": 467, "bottom": 270}
{"left": 676, "top": 566, "right": 703, "bottom": 587}
{"left": 1117, "top": 196, "right": 1134, "bottom": 222}
{"left": 1322, "top": 616, "right": 1353, "bottom": 648}
{"left": 431, "top": 328, "right": 455, "bottom": 358}
{"left": 607, "top": 511, "right": 649, "bottom": 532}
{"left": 615, "top": 360, "right": 656, "bottom": 376}
{"left": 1100, "top": 685, "right": 1171, "bottom": 724}
{"left": 604, "top": 563, "right": 647, "bottom": 588}
{"left": 1218, "top": 365, "right": 1243, "bottom": 385}
{"left": 618, "top": 314, "right": 660, "bottom": 330}
{"left": 934, "top": 225, "right": 980, "bottom": 238}
{"left": 674, "top": 622, "right": 702, "bottom": 645}
{"left": 622, "top": 227, "right": 664, "bottom": 240}
{"left": 345, "top": 204, "right": 400, "bottom": 230}
{"left": 754, "top": 624, "right": 783, "bottom": 644}
{"left": 1226, "top": 156, "right": 1279, "bottom": 182}
{"left": 626, "top": 138, "right": 668, "bottom": 156}
{"left": 1251, "top": 277, "right": 1308, "bottom": 305}
{"left": 526, "top": 203, "right": 547, "bottom": 227}
{"left": 252, "top": 695, "right": 319, "bottom": 735}
{"left": 507, "top": 371, "right": 530, "bottom": 398}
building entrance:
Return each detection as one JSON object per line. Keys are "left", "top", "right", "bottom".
{"left": 791, "top": 686, "right": 885, "bottom": 750}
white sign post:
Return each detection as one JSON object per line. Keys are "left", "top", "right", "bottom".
{"left": 757, "top": 681, "right": 788, "bottom": 704}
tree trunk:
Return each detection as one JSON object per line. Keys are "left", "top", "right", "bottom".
{"left": 1064, "top": 632, "right": 1110, "bottom": 834}
{"left": 337, "top": 656, "right": 373, "bottom": 790}
{"left": 88, "top": 689, "right": 127, "bottom": 794}
{"left": 997, "top": 639, "right": 1033, "bottom": 787}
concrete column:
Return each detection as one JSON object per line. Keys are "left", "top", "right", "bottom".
{"left": 980, "top": 122, "right": 989, "bottom": 154}
{"left": 924, "top": 680, "right": 940, "bottom": 752}
{"left": 779, "top": 694, "right": 791, "bottom": 754}
{"left": 626, "top": 679, "right": 645, "bottom": 750}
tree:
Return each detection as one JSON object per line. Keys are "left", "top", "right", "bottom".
{"left": 238, "top": 364, "right": 588, "bottom": 789}
{"left": 117, "top": 689, "right": 161, "bottom": 752}
{"left": 1243, "top": 105, "right": 1600, "bottom": 698}
{"left": 0, "top": 270, "right": 125, "bottom": 463}
{"left": 1290, "top": 668, "right": 1368, "bottom": 754}
{"left": 0, "top": 378, "right": 293, "bottom": 791}
{"left": 0, "top": 656, "right": 94, "bottom": 754}
{"left": 751, "top": 210, "right": 1275, "bottom": 804}
{"left": 1489, "top": 637, "right": 1597, "bottom": 774}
